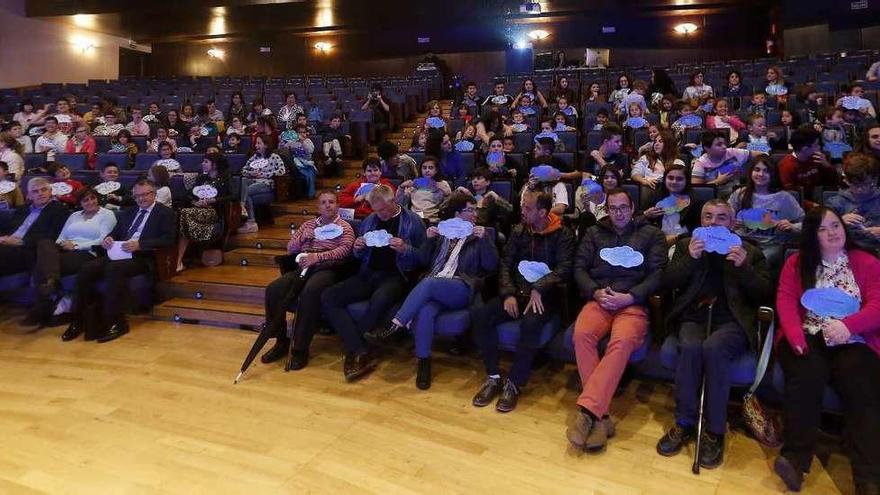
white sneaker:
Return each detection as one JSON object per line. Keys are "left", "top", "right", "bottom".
{"left": 237, "top": 221, "right": 259, "bottom": 234}
{"left": 53, "top": 296, "right": 72, "bottom": 316}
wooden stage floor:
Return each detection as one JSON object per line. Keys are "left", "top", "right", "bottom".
{"left": 0, "top": 316, "right": 855, "bottom": 494}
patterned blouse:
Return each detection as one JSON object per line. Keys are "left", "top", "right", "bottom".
{"left": 242, "top": 153, "right": 287, "bottom": 188}
{"left": 803, "top": 252, "right": 865, "bottom": 345}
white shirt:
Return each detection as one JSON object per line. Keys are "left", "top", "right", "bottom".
{"left": 56, "top": 207, "right": 117, "bottom": 250}
{"left": 127, "top": 202, "right": 156, "bottom": 240}
{"left": 0, "top": 149, "right": 24, "bottom": 183}
{"left": 34, "top": 132, "right": 68, "bottom": 158}
{"left": 155, "top": 186, "right": 172, "bottom": 208}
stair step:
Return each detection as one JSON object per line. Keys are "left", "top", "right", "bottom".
{"left": 158, "top": 265, "right": 277, "bottom": 304}
{"left": 152, "top": 297, "right": 291, "bottom": 328}
{"left": 224, "top": 247, "right": 287, "bottom": 267}
{"left": 231, "top": 227, "right": 291, "bottom": 249}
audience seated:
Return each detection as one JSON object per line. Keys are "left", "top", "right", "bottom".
{"left": 321, "top": 184, "right": 427, "bottom": 382}
{"left": 0, "top": 161, "right": 25, "bottom": 210}
{"left": 148, "top": 164, "right": 173, "bottom": 208}
{"left": 395, "top": 156, "right": 452, "bottom": 224}
{"left": 826, "top": 153, "right": 880, "bottom": 253}
{"left": 338, "top": 157, "right": 396, "bottom": 219}
{"left": 455, "top": 167, "right": 513, "bottom": 234}
{"left": 692, "top": 129, "right": 764, "bottom": 198}
{"left": 63, "top": 178, "right": 176, "bottom": 343}
{"left": 641, "top": 164, "right": 703, "bottom": 246}
{"left": 260, "top": 190, "right": 356, "bottom": 369}
{"left": 774, "top": 206, "right": 880, "bottom": 494}
{"left": 238, "top": 133, "right": 287, "bottom": 234}
{"left": 64, "top": 124, "right": 97, "bottom": 169}
{"left": 567, "top": 188, "right": 666, "bottom": 452}
{"left": 471, "top": 191, "right": 574, "bottom": 412}
{"left": 49, "top": 163, "right": 84, "bottom": 209}
{"left": 34, "top": 116, "right": 68, "bottom": 160}
{"left": 0, "top": 132, "right": 24, "bottom": 181}
{"left": 656, "top": 200, "right": 771, "bottom": 469}
{"left": 779, "top": 128, "right": 839, "bottom": 206}
{"left": 367, "top": 192, "right": 499, "bottom": 389}
{"left": 0, "top": 177, "right": 69, "bottom": 280}
{"left": 585, "top": 124, "right": 627, "bottom": 176}
{"left": 175, "top": 153, "right": 234, "bottom": 271}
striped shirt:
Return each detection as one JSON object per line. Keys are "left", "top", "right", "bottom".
{"left": 287, "top": 215, "right": 355, "bottom": 265}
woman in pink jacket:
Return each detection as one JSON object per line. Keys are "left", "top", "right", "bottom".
{"left": 705, "top": 98, "right": 746, "bottom": 143}
{"left": 774, "top": 206, "right": 880, "bottom": 494}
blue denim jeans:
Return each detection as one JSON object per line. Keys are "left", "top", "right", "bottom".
{"left": 394, "top": 277, "right": 471, "bottom": 358}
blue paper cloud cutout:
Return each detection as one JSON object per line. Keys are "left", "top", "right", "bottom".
{"left": 692, "top": 226, "right": 742, "bottom": 254}
{"left": 531, "top": 165, "right": 561, "bottom": 182}
{"left": 518, "top": 260, "right": 552, "bottom": 283}
{"left": 314, "top": 223, "right": 344, "bottom": 241}
{"left": 437, "top": 217, "right": 474, "bottom": 239}
{"left": 801, "top": 287, "right": 860, "bottom": 319}
{"left": 599, "top": 246, "right": 645, "bottom": 268}
{"left": 364, "top": 229, "right": 393, "bottom": 247}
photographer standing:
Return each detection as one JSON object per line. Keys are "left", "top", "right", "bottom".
{"left": 362, "top": 83, "right": 391, "bottom": 144}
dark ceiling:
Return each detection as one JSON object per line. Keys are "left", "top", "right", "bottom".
{"left": 28, "top": 0, "right": 773, "bottom": 44}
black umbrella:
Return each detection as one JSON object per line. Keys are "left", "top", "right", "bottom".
{"left": 235, "top": 322, "right": 274, "bottom": 384}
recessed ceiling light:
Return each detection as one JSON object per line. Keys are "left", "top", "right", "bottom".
{"left": 674, "top": 23, "right": 698, "bottom": 34}
{"left": 527, "top": 29, "right": 549, "bottom": 40}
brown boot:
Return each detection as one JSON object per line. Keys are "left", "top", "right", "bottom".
{"left": 584, "top": 416, "right": 615, "bottom": 452}
{"left": 566, "top": 409, "right": 594, "bottom": 449}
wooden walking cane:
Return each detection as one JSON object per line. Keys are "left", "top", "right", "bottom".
{"left": 692, "top": 295, "right": 717, "bottom": 475}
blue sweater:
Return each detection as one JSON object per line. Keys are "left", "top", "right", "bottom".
{"left": 356, "top": 207, "right": 427, "bottom": 275}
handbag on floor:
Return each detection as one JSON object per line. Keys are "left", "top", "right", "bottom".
{"left": 741, "top": 318, "right": 782, "bottom": 448}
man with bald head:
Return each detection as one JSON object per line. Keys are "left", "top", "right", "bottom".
{"left": 656, "top": 199, "right": 772, "bottom": 469}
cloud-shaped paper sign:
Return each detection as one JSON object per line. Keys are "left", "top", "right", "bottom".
{"left": 355, "top": 182, "right": 376, "bottom": 197}
{"left": 491, "top": 95, "right": 508, "bottom": 105}
{"left": 531, "top": 165, "right": 561, "bottom": 182}
{"left": 193, "top": 184, "right": 218, "bottom": 199}
{"left": 561, "top": 106, "right": 575, "bottom": 116}
{"left": 413, "top": 177, "right": 434, "bottom": 190}
{"left": 581, "top": 178, "right": 603, "bottom": 196}
{"left": 486, "top": 151, "right": 504, "bottom": 166}
{"left": 520, "top": 107, "right": 537, "bottom": 116}
{"left": 94, "top": 181, "right": 120, "bottom": 195}
{"left": 737, "top": 208, "right": 777, "bottom": 230}
{"left": 839, "top": 95, "right": 869, "bottom": 111}
{"left": 511, "top": 123, "right": 529, "bottom": 133}
{"left": 554, "top": 123, "right": 569, "bottom": 132}
{"left": 746, "top": 141, "right": 772, "bottom": 153}
{"left": 155, "top": 158, "right": 180, "bottom": 171}
{"left": 425, "top": 116, "right": 446, "bottom": 129}
{"left": 314, "top": 223, "right": 344, "bottom": 241}
{"left": 656, "top": 195, "right": 690, "bottom": 214}
{"left": 437, "top": 217, "right": 474, "bottom": 239}
{"left": 51, "top": 182, "right": 72, "bottom": 196}
{"left": 599, "top": 246, "right": 644, "bottom": 268}
{"left": 625, "top": 117, "right": 648, "bottom": 129}
{"left": 800, "top": 287, "right": 860, "bottom": 319}
{"left": 715, "top": 157, "right": 744, "bottom": 176}
{"left": 823, "top": 141, "right": 853, "bottom": 160}
{"left": 364, "top": 229, "right": 393, "bottom": 247}
{"left": 249, "top": 157, "right": 269, "bottom": 170}
{"left": 534, "top": 131, "right": 559, "bottom": 142}
{"left": 0, "top": 180, "right": 16, "bottom": 195}
{"left": 677, "top": 114, "right": 702, "bottom": 128}
{"left": 690, "top": 144, "right": 704, "bottom": 158}
{"left": 693, "top": 226, "right": 742, "bottom": 254}
{"left": 464, "top": 99, "right": 477, "bottom": 107}
{"left": 454, "top": 140, "right": 474, "bottom": 152}
{"left": 518, "top": 260, "right": 552, "bottom": 283}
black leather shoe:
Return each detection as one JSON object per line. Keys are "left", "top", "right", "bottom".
{"left": 416, "top": 357, "right": 431, "bottom": 390}
{"left": 472, "top": 376, "right": 502, "bottom": 407}
{"left": 656, "top": 424, "right": 696, "bottom": 457}
{"left": 61, "top": 322, "right": 84, "bottom": 342}
{"left": 343, "top": 350, "right": 378, "bottom": 382}
{"left": 261, "top": 338, "right": 290, "bottom": 364}
{"left": 288, "top": 349, "right": 309, "bottom": 370}
{"left": 698, "top": 431, "right": 725, "bottom": 469}
{"left": 96, "top": 321, "right": 130, "bottom": 343}
{"left": 364, "top": 321, "right": 407, "bottom": 346}
{"left": 495, "top": 379, "right": 520, "bottom": 413}
{"left": 773, "top": 455, "right": 804, "bottom": 492}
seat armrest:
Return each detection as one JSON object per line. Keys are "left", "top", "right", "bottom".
{"left": 153, "top": 246, "right": 177, "bottom": 281}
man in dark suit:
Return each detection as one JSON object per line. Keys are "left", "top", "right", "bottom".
{"left": 63, "top": 178, "right": 176, "bottom": 343}
{"left": 0, "top": 177, "right": 70, "bottom": 324}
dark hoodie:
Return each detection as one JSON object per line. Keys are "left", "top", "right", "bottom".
{"left": 575, "top": 216, "right": 667, "bottom": 304}
{"left": 826, "top": 189, "right": 880, "bottom": 251}
{"left": 499, "top": 213, "right": 575, "bottom": 298}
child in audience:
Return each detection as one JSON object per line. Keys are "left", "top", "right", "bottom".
{"left": 516, "top": 94, "right": 539, "bottom": 117}
{"left": 93, "top": 112, "right": 123, "bottom": 137}
{"left": 396, "top": 156, "right": 452, "bottom": 224}
{"left": 737, "top": 114, "right": 777, "bottom": 152}
{"left": 632, "top": 129, "right": 683, "bottom": 207}
{"left": 706, "top": 98, "right": 746, "bottom": 142}
{"left": 509, "top": 110, "right": 531, "bottom": 133}
{"left": 224, "top": 133, "right": 242, "bottom": 154}
{"left": 125, "top": 107, "right": 150, "bottom": 137}
{"left": 322, "top": 114, "right": 348, "bottom": 165}
{"left": 109, "top": 129, "right": 137, "bottom": 168}
{"left": 461, "top": 82, "right": 481, "bottom": 116}
{"left": 746, "top": 92, "right": 769, "bottom": 117}
{"left": 154, "top": 141, "right": 181, "bottom": 172}
{"left": 609, "top": 74, "right": 632, "bottom": 115}
{"left": 0, "top": 161, "right": 24, "bottom": 210}
{"left": 556, "top": 96, "right": 578, "bottom": 122}
{"left": 586, "top": 124, "right": 627, "bottom": 176}
{"left": 692, "top": 129, "right": 763, "bottom": 198}
{"left": 670, "top": 102, "right": 702, "bottom": 136}
{"left": 456, "top": 104, "right": 473, "bottom": 125}
{"left": 593, "top": 108, "right": 610, "bottom": 130}
{"left": 146, "top": 127, "right": 176, "bottom": 154}
{"left": 554, "top": 112, "right": 576, "bottom": 132}
{"left": 575, "top": 165, "right": 622, "bottom": 236}
{"left": 779, "top": 128, "right": 839, "bottom": 206}
{"left": 728, "top": 157, "right": 804, "bottom": 271}
{"left": 774, "top": 109, "right": 799, "bottom": 150}
{"left": 837, "top": 83, "right": 877, "bottom": 118}
{"left": 410, "top": 130, "right": 428, "bottom": 152}
{"left": 94, "top": 163, "right": 130, "bottom": 210}
{"left": 658, "top": 94, "right": 678, "bottom": 129}
{"left": 623, "top": 102, "right": 648, "bottom": 129}
{"left": 822, "top": 107, "right": 855, "bottom": 162}
{"left": 225, "top": 116, "right": 246, "bottom": 136}
{"left": 148, "top": 163, "right": 173, "bottom": 208}
{"left": 620, "top": 79, "right": 649, "bottom": 119}
{"left": 826, "top": 152, "right": 880, "bottom": 252}
{"left": 338, "top": 157, "right": 396, "bottom": 219}
{"left": 49, "top": 163, "right": 84, "bottom": 208}
{"left": 287, "top": 123, "right": 317, "bottom": 199}
{"left": 641, "top": 164, "right": 702, "bottom": 246}
{"left": 454, "top": 123, "right": 477, "bottom": 146}
{"left": 637, "top": 124, "right": 661, "bottom": 155}
{"left": 484, "top": 137, "right": 515, "bottom": 178}
{"left": 502, "top": 136, "right": 516, "bottom": 154}
{"left": 521, "top": 157, "right": 569, "bottom": 215}
{"left": 454, "top": 167, "right": 513, "bottom": 235}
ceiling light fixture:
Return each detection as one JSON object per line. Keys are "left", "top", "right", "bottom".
{"left": 673, "top": 23, "right": 699, "bottom": 35}
{"left": 314, "top": 42, "right": 332, "bottom": 52}
{"left": 207, "top": 48, "right": 225, "bottom": 59}
{"left": 527, "top": 29, "right": 549, "bottom": 40}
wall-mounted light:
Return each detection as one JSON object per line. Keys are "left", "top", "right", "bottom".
{"left": 207, "top": 47, "right": 225, "bottom": 59}
{"left": 527, "top": 29, "right": 549, "bottom": 40}
{"left": 314, "top": 42, "right": 332, "bottom": 53}
{"left": 673, "top": 23, "right": 699, "bottom": 35}
{"left": 70, "top": 35, "right": 96, "bottom": 54}
{"left": 513, "top": 40, "right": 532, "bottom": 50}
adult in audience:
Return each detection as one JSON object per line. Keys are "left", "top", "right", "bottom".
{"left": 513, "top": 78, "right": 548, "bottom": 110}
{"left": 320, "top": 185, "right": 427, "bottom": 382}
{"left": 238, "top": 133, "right": 287, "bottom": 234}
{"left": 778, "top": 128, "right": 838, "bottom": 206}
{"left": 63, "top": 179, "right": 176, "bottom": 343}
{"left": 53, "top": 98, "right": 82, "bottom": 126}
{"left": 826, "top": 153, "right": 880, "bottom": 254}
{"left": 550, "top": 76, "right": 577, "bottom": 105}
{"left": 368, "top": 192, "right": 499, "bottom": 389}
{"left": 480, "top": 82, "right": 514, "bottom": 116}
{"left": 147, "top": 128, "right": 177, "bottom": 154}
{"left": 338, "top": 157, "right": 396, "bottom": 219}
{"left": 855, "top": 123, "right": 880, "bottom": 162}
{"left": 0, "top": 132, "right": 24, "bottom": 182}
{"left": 12, "top": 100, "right": 49, "bottom": 131}
{"left": 773, "top": 206, "right": 880, "bottom": 494}
{"left": 682, "top": 70, "right": 714, "bottom": 104}
{"left": 376, "top": 141, "right": 417, "bottom": 180}
{"left": 765, "top": 66, "right": 790, "bottom": 100}
{"left": 0, "top": 161, "right": 25, "bottom": 210}
{"left": 718, "top": 70, "right": 752, "bottom": 103}
{"left": 147, "top": 164, "right": 172, "bottom": 208}
{"left": 64, "top": 125, "right": 97, "bottom": 169}
{"left": 34, "top": 117, "right": 68, "bottom": 159}
{"left": 648, "top": 68, "right": 679, "bottom": 104}
{"left": 8, "top": 123, "right": 33, "bottom": 154}
{"left": 260, "top": 190, "right": 356, "bottom": 369}
{"left": 867, "top": 60, "right": 880, "bottom": 82}
{"left": 471, "top": 191, "right": 574, "bottom": 411}
{"left": 164, "top": 109, "right": 186, "bottom": 138}
{"left": 656, "top": 200, "right": 771, "bottom": 469}
{"left": 27, "top": 187, "right": 116, "bottom": 326}
{"left": 475, "top": 110, "right": 511, "bottom": 150}
{"left": 609, "top": 74, "right": 632, "bottom": 115}
{"left": 226, "top": 92, "right": 247, "bottom": 123}
{"left": 277, "top": 92, "right": 304, "bottom": 130}
{"left": 175, "top": 153, "right": 233, "bottom": 272}
{"left": 567, "top": 188, "right": 666, "bottom": 452}
{"left": 362, "top": 84, "right": 391, "bottom": 143}
{"left": 0, "top": 178, "right": 69, "bottom": 280}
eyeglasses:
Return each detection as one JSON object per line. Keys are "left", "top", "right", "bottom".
{"left": 608, "top": 205, "right": 632, "bottom": 214}
{"left": 133, "top": 191, "right": 156, "bottom": 199}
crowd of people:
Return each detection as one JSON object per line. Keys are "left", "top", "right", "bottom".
{"left": 1, "top": 63, "right": 880, "bottom": 493}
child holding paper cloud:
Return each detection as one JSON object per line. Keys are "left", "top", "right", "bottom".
{"left": 574, "top": 166, "right": 622, "bottom": 239}
{"left": 338, "top": 157, "right": 396, "bottom": 219}
{"left": 826, "top": 153, "right": 880, "bottom": 253}
{"left": 641, "top": 164, "right": 703, "bottom": 246}
{"left": 631, "top": 129, "right": 684, "bottom": 209}
{"left": 367, "top": 192, "right": 498, "bottom": 390}
{"left": 455, "top": 167, "right": 513, "bottom": 235}
{"left": 692, "top": 129, "right": 765, "bottom": 199}
{"left": 774, "top": 206, "right": 880, "bottom": 493}
{"left": 396, "top": 157, "right": 451, "bottom": 224}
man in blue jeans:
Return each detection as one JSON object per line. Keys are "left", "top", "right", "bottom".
{"left": 321, "top": 184, "right": 427, "bottom": 382}
{"left": 470, "top": 191, "right": 575, "bottom": 412}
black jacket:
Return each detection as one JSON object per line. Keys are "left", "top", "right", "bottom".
{"left": 662, "top": 236, "right": 772, "bottom": 348}
{"left": 575, "top": 217, "right": 667, "bottom": 305}
{"left": 111, "top": 202, "right": 177, "bottom": 258}
{"left": 1, "top": 200, "right": 69, "bottom": 247}
{"left": 499, "top": 216, "right": 574, "bottom": 299}
{"left": 419, "top": 231, "right": 499, "bottom": 295}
